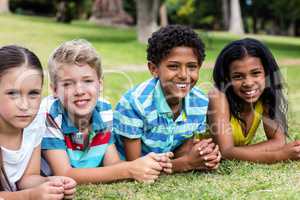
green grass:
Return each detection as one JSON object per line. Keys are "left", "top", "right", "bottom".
{"left": 1, "top": 14, "right": 300, "bottom": 199}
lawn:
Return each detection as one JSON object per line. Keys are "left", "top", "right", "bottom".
{"left": 1, "top": 14, "right": 300, "bottom": 199}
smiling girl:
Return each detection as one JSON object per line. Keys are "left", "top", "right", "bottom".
{"left": 208, "top": 38, "right": 300, "bottom": 163}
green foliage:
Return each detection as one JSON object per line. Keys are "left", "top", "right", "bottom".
{"left": 10, "top": 0, "right": 56, "bottom": 15}
{"left": 166, "top": 0, "right": 220, "bottom": 29}
{"left": 123, "top": 0, "right": 137, "bottom": 23}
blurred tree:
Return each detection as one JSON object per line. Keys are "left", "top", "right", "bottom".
{"left": 0, "top": 0, "right": 10, "bottom": 13}
{"left": 56, "top": 0, "right": 72, "bottom": 23}
{"left": 269, "top": 0, "right": 300, "bottom": 36}
{"left": 90, "top": 0, "right": 133, "bottom": 26}
{"left": 136, "top": 0, "right": 160, "bottom": 43}
{"left": 229, "top": 0, "right": 244, "bottom": 34}
{"left": 160, "top": 2, "right": 168, "bottom": 27}
{"left": 10, "top": 0, "right": 55, "bottom": 16}
{"left": 166, "top": 0, "right": 221, "bottom": 29}
{"left": 221, "top": 0, "right": 229, "bottom": 29}
{"left": 55, "top": 0, "right": 92, "bottom": 23}
{"left": 123, "top": 0, "right": 136, "bottom": 23}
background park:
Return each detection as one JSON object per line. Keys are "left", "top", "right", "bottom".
{"left": 1, "top": 0, "right": 300, "bottom": 199}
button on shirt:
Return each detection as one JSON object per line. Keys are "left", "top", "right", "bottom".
{"left": 113, "top": 78, "right": 208, "bottom": 157}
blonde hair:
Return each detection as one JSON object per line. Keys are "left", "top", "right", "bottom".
{"left": 48, "top": 39, "right": 102, "bottom": 84}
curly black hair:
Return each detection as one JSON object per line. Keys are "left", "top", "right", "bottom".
{"left": 147, "top": 25, "right": 205, "bottom": 66}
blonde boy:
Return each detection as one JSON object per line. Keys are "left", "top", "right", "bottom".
{"left": 26, "top": 39, "right": 172, "bottom": 184}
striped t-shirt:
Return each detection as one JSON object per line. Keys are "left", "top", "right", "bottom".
{"left": 113, "top": 78, "right": 208, "bottom": 157}
{"left": 36, "top": 96, "right": 113, "bottom": 168}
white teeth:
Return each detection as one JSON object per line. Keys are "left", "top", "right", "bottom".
{"left": 176, "top": 83, "right": 187, "bottom": 88}
{"left": 244, "top": 90, "right": 256, "bottom": 95}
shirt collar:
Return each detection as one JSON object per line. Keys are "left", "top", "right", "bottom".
{"left": 58, "top": 100, "right": 106, "bottom": 134}
{"left": 153, "top": 79, "right": 191, "bottom": 116}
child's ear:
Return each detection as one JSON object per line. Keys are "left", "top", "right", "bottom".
{"left": 50, "top": 83, "right": 58, "bottom": 98}
{"left": 148, "top": 62, "right": 159, "bottom": 78}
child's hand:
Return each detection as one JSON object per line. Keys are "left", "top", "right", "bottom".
{"left": 157, "top": 152, "right": 174, "bottom": 174}
{"left": 281, "top": 141, "right": 300, "bottom": 160}
{"left": 185, "top": 138, "right": 218, "bottom": 170}
{"left": 29, "top": 181, "right": 64, "bottom": 200}
{"left": 197, "top": 144, "right": 221, "bottom": 170}
{"left": 129, "top": 152, "right": 163, "bottom": 183}
{"left": 48, "top": 176, "right": 76, "bottom": 199}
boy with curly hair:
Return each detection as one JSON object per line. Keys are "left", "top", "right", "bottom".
{"left": 113, "top": 25, "right": 221, "bottom": 172}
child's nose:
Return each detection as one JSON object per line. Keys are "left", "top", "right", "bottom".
{"left": 16, "top": 97, "right": 29, "bottom": 111}
{"left": 178, "top": 67, "right": 188, "bottom": 80}
{"left": 242, "top": 77, "right": 254, "bottom": 87}
{"left": 74, "top": 82, "right": 85, "bottom": 95}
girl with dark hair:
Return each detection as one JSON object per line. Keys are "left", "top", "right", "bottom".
{"left": 0, "top": 45, "right": 76, "bottom": 199}
{"left": 208, "top": 38, "right": 300, "bottom": 163}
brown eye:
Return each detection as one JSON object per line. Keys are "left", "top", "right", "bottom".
{"left": 167, "top": 64, "right": 178, "bottom": 70}
{"left": 84, "top": 79, "right": 94, "bottom": 83}
{"left": 252, "top": 71, "right": 263, "bottom": 76}
{"left": 187, "top": 64, "right": 197, "bottom": 70}
{"left": 62, "top": 82, "right": 72, "bottom": 87}
{"left": 231, "top": 75, "right": 243, "bottom": 80}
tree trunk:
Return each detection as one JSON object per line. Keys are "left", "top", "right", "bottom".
{"left": 56, "top": 0, "right": 72, "bottom": 23}
{"left": 90, "top": 0, "right": 133, "bottom": 26}
{"left": 159, "top": 3, "right": 168, "bottom": 27}
{"left": 288, "top": 19, "right": 296, "bottom": 36}
{"left": 0, "top": 0, "right": 9, "bottom": 13}
{"left": 137, "top": 0, "right": 160, "bottom": 43}
{"left": 222, "top": 0, "right": 229, "bottom": 30}
{"left": 229, "top": 0, "right": 244, "bottom": 34}
{"left": 252, "top": 13, "right": 257, "bottom": 34}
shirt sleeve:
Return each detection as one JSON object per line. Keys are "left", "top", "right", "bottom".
{"left": 41, "top": 113, "right": 66, "bottom": 150}
{"left": 113, "top": 95, "right": 144, "bottom": 139}
{"left": 40, "top": 97, "right": 66, "bottom": 150}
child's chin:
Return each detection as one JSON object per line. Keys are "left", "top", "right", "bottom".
{"left": 74, "top": 109, "right": 93, "bottom": 117}
{"left": 174, "top": 93, "right": 188, "bottom": 99}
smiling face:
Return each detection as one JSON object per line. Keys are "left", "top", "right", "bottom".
{"left": 149, "top": 46, "right": 201, "bottom": 104}
{"left": 0, "top": 66, "right": 42, "bottom": 131}
{"left": 52, "top": 63, "right": 101, "bottom": 123}
{"left": 229, "top": 56, "right": 266, "bottom": 105}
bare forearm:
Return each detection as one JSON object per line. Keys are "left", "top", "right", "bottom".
{"left": 123, "top": 138, "right": 142, "bottom": 161}
{"left": 55, "top": 162, "right": 133, "bottom": 184}
{"left": 18, "top": 175, "right": 47, "bottom": 190}
{"left": 0, "top": 189, "right": 31, "bottom": 200}
{"left": 171, "top": 156, "right": 192, "bottom": 173}
{"left": 173, "top": 139, "right": 193, "bottom": 158}
{"left": 222, "top": 146, "right": 287, "bottom": 164}
{"left": 242, "top": 139, "right": 285, "bottom": 152}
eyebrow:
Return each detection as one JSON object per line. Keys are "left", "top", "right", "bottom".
{"left": 81, "top": 75, "right": 94, "bottom": 79}
{"left": 167, "top": 61, "right": 198, "bottom": 64}
{"left": 58, "top": 78, "right": 74, "bottom": 82}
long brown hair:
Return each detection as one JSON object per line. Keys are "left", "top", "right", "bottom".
{"left": 0, "top": 45, "right": 44, "bottom": 191}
